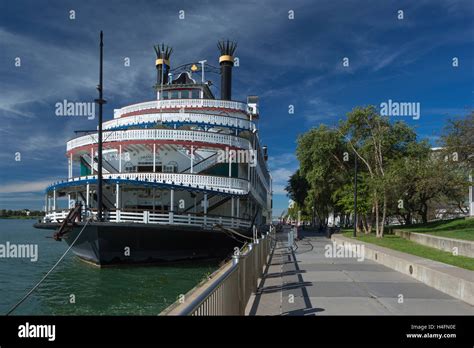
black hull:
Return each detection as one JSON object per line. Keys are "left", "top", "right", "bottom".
{"left": 34, "top": 222, "right": 250, "bottom": 266}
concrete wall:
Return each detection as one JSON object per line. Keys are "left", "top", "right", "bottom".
{"left": 331, "top": 235, "right": 474, "bottom": 306}
{"left": 394, "top": 230, "right": 474, "bottom": 258}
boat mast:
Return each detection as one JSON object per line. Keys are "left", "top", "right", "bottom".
{"left": 95, "top": 31, "right": 107, "bottom": 221}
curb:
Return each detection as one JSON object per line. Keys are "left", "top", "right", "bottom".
{"left": 393, "top": 229, "right": 474, "bottom": 258}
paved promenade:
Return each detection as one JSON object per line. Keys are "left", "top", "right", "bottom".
{"left": 246, "top": 226, "right": 474, "bottom": 315}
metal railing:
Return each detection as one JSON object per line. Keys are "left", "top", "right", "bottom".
{"left": 43, "top": 209, "right": 253, "bottom": 229}
{"left": 113, "top": 99, "right": 248, "bottom": 118}
{"left": 67, "top": 128, "right": 251, "bottom": 152}
{"left": 181, "top": 153, "right": 218, "bottom": 174}
{"left": 161, "top": 227, "right": 275, "bottom": 316}
{"left": 104, "top": 112, "right": 255, "bottom": 131}
{"left": 47, "top": 172, "right": 250, "bottom": 195}
{"left": 288, "top": 227, "right": 297, "bottom": 249}
{"left": 82, "top": 153, "right": 111, "bottom": 174}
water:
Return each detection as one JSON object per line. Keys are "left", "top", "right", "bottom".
{"left": 0, "top": 219, "right": 217, "bottom": 315}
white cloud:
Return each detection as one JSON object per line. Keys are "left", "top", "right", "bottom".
{"left": 304, "top": 97, "right": 347, "bottom": 123}
{"left": 271, "top": 167, "right": 296, "bottom": 195}
{"left": 268, "top": 152, "right": 296, "bottom": 167}
{"left": 272, "top": 184, "right": 288, "bottom": 195}
{"left": 0, "top": 180, "right": 54, "bottom": 193}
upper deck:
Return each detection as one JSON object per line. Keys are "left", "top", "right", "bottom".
{"left": 113, "top": 98, "right": 249, "bottom": 119}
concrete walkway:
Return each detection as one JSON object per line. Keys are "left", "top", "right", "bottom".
{"left": 246, "top": 226, "right": 474, "bottom": 315}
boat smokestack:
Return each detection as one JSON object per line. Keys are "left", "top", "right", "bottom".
{"left": 218, "top": 40, "right": 237, "bottom": 100}
{"left": 154, "top": 43, "right": 173, "bottom": 85}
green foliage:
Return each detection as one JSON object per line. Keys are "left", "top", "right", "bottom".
{"left": 285, "top": 169, "right": 309, "bottom": 208}
{"left": 388, "top": 152, "right": 468, "bottom": 223}
{"left": 441, "top": 111, "right": 474, "bottom": 169}
{"left": 286, "top": 107, "right": 472, "bottom": 236}
{"left": 332, "top": 172, "right": 372, "bottom": 215}
{"left": 295, "top": 125, "right": 348, "bottom": 225}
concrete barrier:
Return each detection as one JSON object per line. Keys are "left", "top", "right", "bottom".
{"left": 331, "top": 234, "right": 474, "bottom": 306}
{"left": 394, "top": 230, "right": 474, "bottom": 258}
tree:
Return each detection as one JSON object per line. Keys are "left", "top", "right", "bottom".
{"left": 441, "top": 111, "right": 474, "bottom": 169}
{"left": 286, "top": 169, "right": 312, "bottom": 223}
{"left": 388, "top": 144, "right": 467, "bottom": 224}
{"left": 439, "top": 111, "right": 473, "bottom": 216}
{"left": 340, "top": 106, "right": 417, "bottom": 237}
{"left": 332, "top": 171, "right": 374, "bottom": 233}
{"left": 286, "top": 169, "right": 309, "bottom": 208}
{"left": 295, "top": 125, "right": 349, "bottom": 227}
{"left": 288, "top": 106, "right": 470, "bottom": 237}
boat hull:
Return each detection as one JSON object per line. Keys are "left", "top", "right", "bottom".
{"left": 34, "top": 222, "right": 250, "bottom": 266}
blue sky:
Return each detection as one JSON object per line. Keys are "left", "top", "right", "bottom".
{"left": 0, "top": 0, "right": 473, "bottom": 216}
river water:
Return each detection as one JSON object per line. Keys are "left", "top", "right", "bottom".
{"left": 0, "top": 219, "right": 217, "bottom": 315}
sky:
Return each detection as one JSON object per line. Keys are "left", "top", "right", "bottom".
{"left": 0, "top": 0, "right": 473, "bottom": 216}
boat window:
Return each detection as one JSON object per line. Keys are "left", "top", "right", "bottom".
{"left": 180, "top": 90, "right": 190, "bottom": 99}
{"left": 164, "top": 161, "right": 178, "bottom": 173}
{"left": 137, "top": 165, "right": 153, "bottom": 172}
{"left": 124, "top": 162, "right": 135, "bottom": 173}
{"left": 191, "top": 89, "right": 200, "bottom": 99}
{"left": 171, "top": 90, "right": 179, "bottom": 99}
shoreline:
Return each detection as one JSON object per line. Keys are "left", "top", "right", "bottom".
{"left": 0, "top": 216, "right": 43, "bottom": 220}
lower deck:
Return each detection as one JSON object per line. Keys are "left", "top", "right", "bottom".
{"left": 43, "top": 208, "right": 252, "bottom": 229}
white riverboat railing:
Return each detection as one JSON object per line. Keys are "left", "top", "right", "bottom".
{"left": 50, "top": 173, "right": 249, "bottom": 194}
{"left": 182, "top": 153, "right": 219, "bottom": 174}
{"left": 160, "top": 228, "right": 275, "bottom": 316}
{"left": 43, "top": 209, "right": 252, "bottom": 229}
{"left": 113, "top": 99, "right": 248, "bottom": 118}
{"left": 67, "top": 129, "right": 251, "bottom": 152}
{"left": 104, "top": 112, "right": 255, "bottom": 131}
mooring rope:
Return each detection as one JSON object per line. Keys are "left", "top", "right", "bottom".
{"left": 213, "top": 224, "right": 254, "bottom": 241}
{"left": 5, "top": 218, "right": 92, "bottom": 316}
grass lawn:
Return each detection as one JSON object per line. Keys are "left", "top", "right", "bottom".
{"left": 341, "top": 230, "right": 474, "bottom": 271}
{"left": 395, "top": 218, "right": 474, "bottom": 241}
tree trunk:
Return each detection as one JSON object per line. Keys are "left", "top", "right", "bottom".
{"left": 404, "top": 212, "right": 412, "bottom": 225}
{"left": 421, "top": 203, "right": 428, "bottom": 224}
{"left": 374, "top": 192, "right": 380, "bottom": 237}
{"left": 362, "top": 215, "right": 369, "bottom": 234}
{"left": 378, "top": 193, "right": 387, "bottom": 238}
{"left": 367, "top": 209, "right": 374, "bottom": 234}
